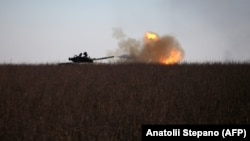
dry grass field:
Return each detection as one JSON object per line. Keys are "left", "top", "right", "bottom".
{"left": 0, "top": 63, "right": 249, "bottom": 140}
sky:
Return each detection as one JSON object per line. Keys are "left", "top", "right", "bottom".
{"left": 0, "top": 0, "right": 250, "bottom": 63}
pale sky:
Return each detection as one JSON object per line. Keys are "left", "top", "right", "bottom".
{"left": 0, "top": 0, "right": 250, "bottom": 63}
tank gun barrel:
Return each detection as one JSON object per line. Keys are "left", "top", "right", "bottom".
{"left": 92, "top": 56, "right": 114, "bottom": 61}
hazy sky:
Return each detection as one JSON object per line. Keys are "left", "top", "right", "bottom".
{"left": 0, "top": 0, "right": 250, "bottom": 63}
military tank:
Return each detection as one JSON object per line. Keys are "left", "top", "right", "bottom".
{"left": 68, "top": 52, "right": 114, "bottom": 63}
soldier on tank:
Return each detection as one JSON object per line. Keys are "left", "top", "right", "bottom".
{"left": 83, "top": 52, "right": 88, "bottom": 58}
{"left": 79, "top": 53, "right": 82, "bottom": 57}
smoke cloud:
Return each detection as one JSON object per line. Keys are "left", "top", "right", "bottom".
{"left": 110, "top": 28, "right": 185, "bottom": 64}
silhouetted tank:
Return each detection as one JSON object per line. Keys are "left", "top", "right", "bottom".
{"left": 68, "top": 52, "right": 114, "bottom": 63}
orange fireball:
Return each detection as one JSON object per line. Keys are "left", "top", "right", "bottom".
{"left": 143, "top": 32, "right": 183, "bottom": 65}
{"left": 159, "top": 48, "right": 183, "bottom": 64}
{"left": 144, "top": 32, "right": 158, "bottom": 45}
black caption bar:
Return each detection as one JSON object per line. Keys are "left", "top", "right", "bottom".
{"left": 142, "top": 125, "right": 250, "bottom": 141}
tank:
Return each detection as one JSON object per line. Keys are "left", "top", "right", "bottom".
{"left": 68, "top": 52, "right": 114, "bottom": 63}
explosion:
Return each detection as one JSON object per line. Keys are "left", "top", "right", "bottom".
{"left": 159, "top": 48, "right": 184, "bottom": 64}
{"left": 143, "top": 32, "right": 183, "bottom": 64}
{"left": 111, "top": 28, "right": 184, "bottom": 64}
{"left": 144, "top": 32, "right": 158, "bottom": 44}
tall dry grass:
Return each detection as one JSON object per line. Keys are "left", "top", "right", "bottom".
{"left": 0, "top": 63, "right": 249, "bottom": 140}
